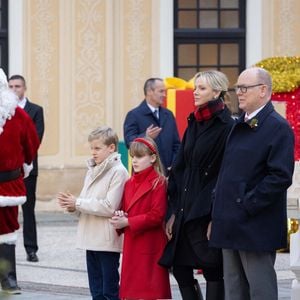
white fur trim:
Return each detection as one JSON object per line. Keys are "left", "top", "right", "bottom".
{"left": 0, "top": 89, "right": 18, "bottom": 135}
{"left": 0, "top": 195, "right": 26, "bottom": 207}
{"left": 0, "top": 231, "right": 17, "bottom": 244}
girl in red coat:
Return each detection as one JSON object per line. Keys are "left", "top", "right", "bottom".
{"left": 110, "top": 137, "right": 171, "bottom": 300}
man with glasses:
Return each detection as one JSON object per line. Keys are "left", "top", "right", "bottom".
{"left": 8, "top": 75, "right": 44, "bottom": 263}
{"left": 209, "top": 67, "right": 295, "bottom": 300}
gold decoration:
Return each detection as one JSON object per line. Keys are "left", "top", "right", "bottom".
{"left": 255, "top": 56, "right": 300, "bottom": 93}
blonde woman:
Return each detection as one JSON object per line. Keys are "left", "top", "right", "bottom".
{"left": 159, "top": 70, "right": 234, "bottom": 300}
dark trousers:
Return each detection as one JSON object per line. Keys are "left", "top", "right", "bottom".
{"left": 22, "top": 175, "right": 38, "bottom": 254}
{"left": 173, "top": 264, "right": 223, "bottom": 286}
{"left": 86, "top": 250, "right": 120, "bottom": 300}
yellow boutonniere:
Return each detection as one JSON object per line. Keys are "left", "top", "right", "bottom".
{"left": 249, "top": 118, "right": 258, "bottom": 128}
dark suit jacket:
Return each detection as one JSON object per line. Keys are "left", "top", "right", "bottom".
{"left": 123, "top": 100, "right": 181, "bottom": 171}
{"left": 210, "top": 101, "right": 295, "bottom": 252}
{"left": 24, "top": 99, "right": 44, "bottom": 176}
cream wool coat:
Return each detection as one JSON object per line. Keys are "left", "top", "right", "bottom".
{"left": 75, "top": 152, "right": 129, "bottom": 252}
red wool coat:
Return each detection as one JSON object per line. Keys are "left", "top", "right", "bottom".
{"left": 0, "top": 107, "right": 40, "bottom": 240}
{"left": 119, "top": 166, "right": 171, "bottom": 300}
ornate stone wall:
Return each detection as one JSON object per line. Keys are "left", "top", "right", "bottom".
{"left": 20, "top": 0, "right": 300, "bottom": 209}
{"left": 23, "top": 0, "right": 159, "bottom": 208}
{"left": 262, "top": 0, "right": 300, "bottom": 57}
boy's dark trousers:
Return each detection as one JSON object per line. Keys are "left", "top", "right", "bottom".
{"left": 86, "top": 250, "right": 120, "bottom": 300}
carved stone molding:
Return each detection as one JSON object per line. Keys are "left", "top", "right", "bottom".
{"left": 32, "top": 0, "right": 56, "bottom": 118}
{"left": 277, "top": 0, "right": 297, "bottom": 55}
{"left": 73, "top": 0, "right": 106, "bottom": 150}
{"left": 124, "top": 0, "right": 150, "bottom": 105}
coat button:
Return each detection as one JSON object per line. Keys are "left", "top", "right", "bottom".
{"left": 184, "top": 188, "right": 187, "bottom": 192}
{"left": 180, "top": 208, "right": 183, "bottom": 212}
{"left": 236, "top": 198, "right": 242, "bottom": 203}
{"left": 204, "top": 172, "right": 208, "bottom": 176}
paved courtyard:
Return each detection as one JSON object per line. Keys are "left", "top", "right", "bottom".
{"left": 0, "top": 212, "right": 294, "bottom": 299}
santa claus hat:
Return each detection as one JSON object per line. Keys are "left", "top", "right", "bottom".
{"left": 0, "top": 68, "right": 18, "bottom": 135}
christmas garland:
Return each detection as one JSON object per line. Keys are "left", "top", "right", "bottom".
{"left": 255, "top": 56, "right": 300, "bottom": 93}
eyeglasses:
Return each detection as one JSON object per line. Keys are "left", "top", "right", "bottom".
{"left": 234, "top": 83, "right": 264, "bottom": 94}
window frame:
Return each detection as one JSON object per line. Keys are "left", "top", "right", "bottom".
{"left": 174, "top": 0, "right": 246, "bottom": 85}
{"left": 0, "top": 0, "right": 9, "bottom": 74}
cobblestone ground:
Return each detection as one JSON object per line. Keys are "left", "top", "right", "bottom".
{"left": 0, "top": 212, "right": 294, "bottom": 299}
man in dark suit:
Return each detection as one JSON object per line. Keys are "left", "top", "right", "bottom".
{"left": 8, "top": 75, "right": 44, "bottom": 263}
{"left": 123, "top": 78, "right": 180, "bottom": 173}
{"left": 210, "top": 67, "right": 295, "bottom": 300}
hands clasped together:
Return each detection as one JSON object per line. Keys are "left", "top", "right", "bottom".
{"left": 109, "top": 210, "right": 129, "bottom": 229}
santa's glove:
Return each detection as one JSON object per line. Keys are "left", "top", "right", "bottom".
{"left": 23, "top": 163, "right": 33, "bottom": 178}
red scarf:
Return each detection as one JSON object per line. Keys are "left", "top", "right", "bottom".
{"left": 194, "top": 98, "right": 225, "bottom": 122}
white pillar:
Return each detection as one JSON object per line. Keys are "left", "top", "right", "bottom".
{"left": 246, "top": 0, "right": 263, "bottom": 67}
{"left": 158, "top": 0, "right": 173, "bottom": 77}
{"left": 8, "top": 0, "right": 24, "bottom": 76}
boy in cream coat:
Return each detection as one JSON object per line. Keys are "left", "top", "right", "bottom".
{"left": 58, "top": 126, "right": 129, "bottom": 300}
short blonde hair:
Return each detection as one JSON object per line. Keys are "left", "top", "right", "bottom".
{"left": 88, "top": 126, "right": 119, "bottom": 151}
{"left": 194, "top": 70, "right": 229, "bottom": 93}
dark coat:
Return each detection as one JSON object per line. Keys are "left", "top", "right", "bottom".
{"left": 24, "top": 99, "right": 44, "bottom": 176}
{"left": 210, "top": 101, "right": 295, "bottom": 252}
{"left": 159, "top": 106, "right": 234, "bottom": 268}
{"left": 123, "top": 100, "right": 181, "bottom": 171}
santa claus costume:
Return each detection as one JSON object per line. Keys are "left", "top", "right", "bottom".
{"left": 0, "top": 69, "right": 40, "bottom": 294}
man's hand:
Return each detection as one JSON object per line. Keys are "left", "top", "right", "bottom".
{"left": 207, "top": 221, "right": 212, "bottom": 240}
{"left": 146, "top": 124, "right": 162, "bottom": 139}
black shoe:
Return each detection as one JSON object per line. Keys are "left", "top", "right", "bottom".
{"left": 2, "top": 285, "right": 21, "bottom": 295}
{"left": 27, "top": 252, "right": 39, "bottom": 262}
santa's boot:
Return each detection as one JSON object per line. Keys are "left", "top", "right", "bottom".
{"left": 0, "top": 243, "right": 21, "bottom": 294}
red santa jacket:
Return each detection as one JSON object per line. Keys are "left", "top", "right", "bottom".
{"left": 0, "top": 107, "right": 40, "bottom": 237}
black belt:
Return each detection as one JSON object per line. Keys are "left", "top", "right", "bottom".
{"left": 0, "top": 169, "right": 21, "bottom": 183}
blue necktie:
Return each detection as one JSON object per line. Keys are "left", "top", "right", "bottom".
{"left": 154, "top": 109, "right": 159, "bottom": 120}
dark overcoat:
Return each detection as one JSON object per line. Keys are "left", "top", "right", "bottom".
{"left": 210, "top": 101, "right": 295, "bottom": 252}
{"left": 24, "top": 99, "right": 44, "bottom": 176}
{"left": 123, "top": 100, "right": 181, "bottom": 170}
{"left": 159, "top": 106, "right": 234, "bottom": 268}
